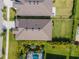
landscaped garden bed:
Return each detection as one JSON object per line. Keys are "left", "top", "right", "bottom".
{"left": 10, "top": 8, "right": 16, "bottom": 21}
{"left": 18, "top": 43, "right": 45, "bottom": 59}
{"left": 8, "top": 32, "right": 79, "bottom": 59}
{"left": 2, "top": 6, "right": 7, "bottom": 20}
{"left": 2, "top": 31, "right": 6, "bottom": 59}
{"left": 2, "top": 7, "right": 16, "bottom": 21}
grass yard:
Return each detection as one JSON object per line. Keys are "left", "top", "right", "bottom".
{"left": 72, "top": 0, "right": 79, "bottom": 40}
{"left": 10, "top": 8, "right": 16, "bottom": 21}
{"left": 2, "top": 7, "right": 7, "bottom": 20}
{"left": 74, "top": 0, "right": 79, "bottom": 19}
{"left": 8, "top": 32, "right": 18, "bottom": 59}
{"left": 52, "top": 19, "right": 73, "bottom": 40}
{"left": 2, "top": 7, "right": 16, "bottom": 21}
{"left": 53, "top": 0, "right": 73, "bottom": 18}
{"left": 2, "top": 32, "right": 6, "bottom": 59}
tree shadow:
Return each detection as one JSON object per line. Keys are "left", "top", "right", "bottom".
{"left": 46, "top": 53, "right": 66, "bottom": 59}
{"left": 74, "top": 41, "right": 79, "bottom": 45}
{"left": 52, "top": 37, "right": 71, "bottom": 43}
{"left": 69, "top": 56, "right": 79, "bottom": 59}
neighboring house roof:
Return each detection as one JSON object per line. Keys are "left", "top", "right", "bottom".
{"left": 13, "top": 19, "right": 52, "bottom": 40}
{"left": 13, "top": 0, "right": 52, "bottom": 16}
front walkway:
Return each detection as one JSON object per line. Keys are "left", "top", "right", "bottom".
{"left": 5, "top": 7, "right": 10, "bottom": 59}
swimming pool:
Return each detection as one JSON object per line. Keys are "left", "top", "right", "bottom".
{"left": 33, "top": 53, "right": 39, "bottom": 59}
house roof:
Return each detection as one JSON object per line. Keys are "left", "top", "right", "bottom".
{"left": 13, "top": 0, "right": 52, "bottom": 16}
{"left": 15, "top": 19, "right": 50, "bottom": 29}
{"left": 14, "top": 19, "right": 52, "bottom": 40}
{"left": 26, "top": 0, "right": 44, "bottom": 2}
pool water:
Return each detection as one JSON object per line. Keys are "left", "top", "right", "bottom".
{"left": 33, "top": 53, "right": 39, "bottom": 59}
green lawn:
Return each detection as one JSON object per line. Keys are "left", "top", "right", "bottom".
{"left": 74, "top": 0, "right": 79, "bottom": 19}
{"left": 10, "top": 8, "right": 16, "bottom": 21}
{"left": 53, "top": 0, "right": 73, "bottom": 18}
{"left": 53, "top": 19, "right": 73, "bottom": 40}
{"left": 52, "top": 0, "right": 73, "bottom": 41}
{"left": 8, "top": 32, "right": 18, "bottom": 59}
{"left": 2, "top": 7, "right": 16, "bottom": 21}
{"left": 72, "top": 0, "right": 79, "bottom": 40}
{"left": 2, "top": 7, "right": 7, "bottom": 20}
{"left": 2, "top": 32, "right": 6, "bottom": 59}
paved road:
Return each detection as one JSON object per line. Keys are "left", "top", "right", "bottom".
{"left": 0, "top": 35, "right": 3, "bottom": 58}
{"left": 0, "top": 0, "right": 3, "bottom": 58}
{"left": 0, "top": 0, "right": 3, "bottom": 29}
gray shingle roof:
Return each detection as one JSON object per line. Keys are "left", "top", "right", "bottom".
{"left": 13, "top": 0, "right": 52, "bottom": 40}
{"left": 14, "top": 19, "right": 52, "bottom": 40}
{"left": 26, "top": 0, "right": 44, "bottom": 2}
{"left": 15, "top": 19, "right": 50, "bottom": 29}
{"left": 13, "top": 0, "right": 52, "bottom": 16}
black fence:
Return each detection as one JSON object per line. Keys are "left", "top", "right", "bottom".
{"left": 52, "top": 37, "right": 71, "bottom": 43}
{"left": 46, "top": 53, "right": 79, "bottom": 59}
{"left": 46, "top": 53, "right": 66, "bottom": 59}
{"left": 69, "top": 56, "right": 79, "bottom": 59}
